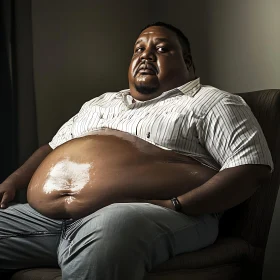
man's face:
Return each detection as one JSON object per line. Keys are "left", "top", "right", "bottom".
{"left": 128, "top": 26, "right": 192, "bottom": 101}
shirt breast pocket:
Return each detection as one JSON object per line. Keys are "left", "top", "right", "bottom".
{"left": 139, "top": 112, "right": 184, "bottom": 147}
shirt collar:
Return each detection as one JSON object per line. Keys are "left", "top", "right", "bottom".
{"left": 119, "top": 77, "right": 201, "bottom": 107}
{"left": 177, "top": 77, "right": 201, "bottom": 97}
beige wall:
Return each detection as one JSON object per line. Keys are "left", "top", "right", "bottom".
{"left": 202, "top": 0, "right": 280, "bottom": 92}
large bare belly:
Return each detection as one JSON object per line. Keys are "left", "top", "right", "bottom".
{"left": 27, "top": 129, "right": 217, "bottom": 219}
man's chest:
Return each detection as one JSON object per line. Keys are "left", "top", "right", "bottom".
{"left": 71, "top": 101, "right": 201, "bottom": 151}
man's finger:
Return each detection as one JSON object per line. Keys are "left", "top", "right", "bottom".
{"left": 0, "top": 192, "right": 9, "bottom": 208}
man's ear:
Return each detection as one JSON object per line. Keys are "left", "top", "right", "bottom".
{"left": 183, "top": 53, "right": 193, "bottom": 70}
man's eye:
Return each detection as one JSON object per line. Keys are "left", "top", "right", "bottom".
{"left": 135, "top": 47, "right": 144, "bottom": 53}
{"left": 157, "top": 47, "right": 168, "bottom": 53}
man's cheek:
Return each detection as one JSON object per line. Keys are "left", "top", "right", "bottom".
{"left": 130, "top": 59, "right": 139, "bottom": 76}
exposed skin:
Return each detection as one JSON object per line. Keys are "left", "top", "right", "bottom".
{"left": 27, "top": 130, "right": 217, "bottom": 219}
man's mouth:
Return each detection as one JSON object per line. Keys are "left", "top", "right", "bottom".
{"left": 138, "top": 68, "right": 156, "bottom": 75}
{"left": 136, "top": 63, "right": 158, "bottom": 76}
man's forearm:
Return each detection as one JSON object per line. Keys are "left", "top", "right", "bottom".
{"left": 4, "top": 144, "right": 53, "bottom": 189}
{"left": 147, "top": 164, "right": 271, "bottom": 216}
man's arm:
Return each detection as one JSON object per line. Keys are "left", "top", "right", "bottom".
{"left": 148, "top": 164, "right": 271, "bottom": 215}
{"left": 162, "top": 93, "right": 273, "bottom": 215}
{"left": 0, "top": 144, "right": 52, "bottom": 208}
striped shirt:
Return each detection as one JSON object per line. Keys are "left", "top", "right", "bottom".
{"left": 49, "top": 78, "right": 273, "bottom": 173}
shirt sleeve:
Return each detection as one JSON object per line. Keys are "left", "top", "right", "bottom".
{"left": 48, "top": 92, "right": 113, "bottom": 149}
{"left": 48, "top": 115, "right": 77, "bottom": 149}
{"left": 198, "top": 94, "right": 274, "bottom": 172}
{"left": 48, "top": 100, "right": 92, "bottom": 149}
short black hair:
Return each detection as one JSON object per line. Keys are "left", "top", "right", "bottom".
{"left": 141, "top": 22, "right": 191, "bottom": 56}
{"left": 141, "top": 22, "right": 195, "bottom": 72}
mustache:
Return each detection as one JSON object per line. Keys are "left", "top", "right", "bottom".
{"left": 133, "top": 61, "right": 158, "bottom": 76}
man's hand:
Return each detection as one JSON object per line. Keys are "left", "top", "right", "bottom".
{"left": 0, "top": 144, "right": 52, "bottom": 210}
{"left": 0, "top": 182, "right": 16, "bottom": 209}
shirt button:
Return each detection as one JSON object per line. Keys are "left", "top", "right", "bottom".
{"left": 147, "top": 132, "right": 150, "bottom": 138}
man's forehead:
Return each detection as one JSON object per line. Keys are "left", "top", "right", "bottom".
{"left": 136, "top": 26, "right": 177, "bottom": 43}
{"left": 141, "top": 30, "right": 159, "bottom": 35}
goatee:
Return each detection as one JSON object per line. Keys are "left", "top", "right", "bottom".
{"left": 135, "top": 85, "right": 158, "bottom": 95}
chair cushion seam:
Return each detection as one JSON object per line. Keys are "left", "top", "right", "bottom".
{"left": 0, "top": 231, "right": 61, "bottom": 239}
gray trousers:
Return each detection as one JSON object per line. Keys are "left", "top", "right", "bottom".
{"left": 0, "top": 203, "right": 219, "bottom": 280}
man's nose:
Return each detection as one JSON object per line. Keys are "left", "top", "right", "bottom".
{"left": 140, "top": 48, "right": 156, "bottom": 61}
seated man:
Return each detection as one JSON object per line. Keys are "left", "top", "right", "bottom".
{"left": 0, "top": 22, "right": 273, "bottom": 280}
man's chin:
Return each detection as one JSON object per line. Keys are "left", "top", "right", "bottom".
{"left": 134, "top": 85, "right": 158, "bottom": 95}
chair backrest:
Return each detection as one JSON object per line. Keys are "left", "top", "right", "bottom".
{"left": 219, "top": 89, "right": 280, "bottom": 249}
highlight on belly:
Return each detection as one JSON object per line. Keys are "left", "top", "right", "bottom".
{"left": 43, "top": 158, "right": 92, "bottom": 195}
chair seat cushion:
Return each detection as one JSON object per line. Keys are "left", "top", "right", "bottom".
{"left": 150, "top": 236, "right": 257, "bottom": 271}
{"left": 11, "top": 268, "right": 61, "bottom": 280}
{"left": 11, "top": 237, "right": 258, "bottom": 280}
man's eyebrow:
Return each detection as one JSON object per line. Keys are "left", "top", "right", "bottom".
{"left": 135, "top": 39, "right": 143, "bottom": 46}
{"left": 154, "top": 38, "right": 171, "bottom": 44}
{"left": 134, "top": 38, "right": 171, "bottom": 46}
